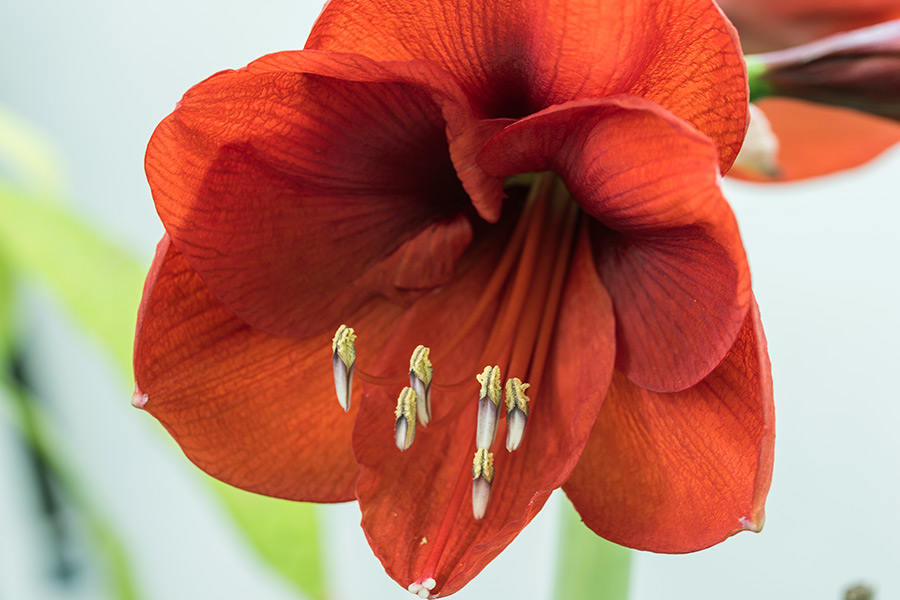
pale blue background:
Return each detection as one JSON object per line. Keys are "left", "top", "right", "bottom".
{"left": 1, "top": 1, "right": 898, "bottom": 599}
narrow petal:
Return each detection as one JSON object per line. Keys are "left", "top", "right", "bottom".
{"left": 352, "top": 226, "right": 615, "bottom": 596}
{"left": 563, "top": 298, "right": 774, "bottom": 552}
{"left": 133, "top": 235, "right": 404, "bottom": 502}
{"left": 146, "top": 51, "right": 496, "bottom": 339}
{"left": 729, "top": 98, "right": 900, "bottom": 181}
{"left": 307, "top": 0, "right": 748, "bottom": 170}
{"left": 478, "top": 97, "right": 750, "bottom": 392}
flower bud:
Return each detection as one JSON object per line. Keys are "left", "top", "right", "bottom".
{"left": 747, "top": 19, "right": 900, "bottom": 121}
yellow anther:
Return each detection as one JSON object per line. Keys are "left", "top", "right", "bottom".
{"left": 476, "top": 365, "right": 502, "bottom": 407}
{"left": 472, "top": 448, "right": 495, "bottom": 483}
{"left": 409, "top": 345, "right": 433, "bottom": 387}
{"left": 504, "top": 378, "right": 530, "bottom": 416}
{"left": 332, "top": 324, "right": 357, "bottom": 368}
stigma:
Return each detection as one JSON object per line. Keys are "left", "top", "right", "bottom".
{"left": 332, "top": 324, "right": 357, "bottom": 412}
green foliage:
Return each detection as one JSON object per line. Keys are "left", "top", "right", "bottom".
{"left": 555, "top": 499, "right": 631, "bottom": 600}
{"left": 0, "top": 110, "right": 327, "bottom": 600}
{"left": 216, "top": 484, "right": 326, "bottom": 600}
{"left": 0, "top": 254, "right": 13, "bottom": 365}
{"left": 0, "top": 183, "right": 144, "bottom": 377}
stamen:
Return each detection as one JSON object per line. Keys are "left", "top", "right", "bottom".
{"left": 504, "top": 378, "right": 530, "bottom": 451}
{"left": 475, "top": 365, "right": 502, "bottom": 450}
{"left": 332, "top": 324, "right": 357, "bottom": 412}
{"left": 409, "top": 345, "right": 433, "bottom": 426}
{"left": 394, "top": 386, "right": 418, "bottom": 451}
{"left": 525, "top": 201, "right": 579, "bottom": 400}
{"left": 472, "top": 448, "right": 495, "bottom": 520}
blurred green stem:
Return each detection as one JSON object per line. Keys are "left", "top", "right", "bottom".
{"left": 554, "top": 498, "right": 631, "bottom": 600}
{"left": 0, "top": 372, "right": 142, "bottom": 600}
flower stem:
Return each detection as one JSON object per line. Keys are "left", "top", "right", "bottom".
{"left": 553, "top": 498, "right": 631, "bottom": 600}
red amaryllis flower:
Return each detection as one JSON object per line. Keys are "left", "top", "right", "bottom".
{"left": 718, "top": 0, "right": 900, "bottom": 180}
{"left": 134, "top": 0, "right": 774, "bottom": 596}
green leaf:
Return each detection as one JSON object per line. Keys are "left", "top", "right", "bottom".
{"left": 0, "top": 183, "right": 144, "bottom": 378}
{"left": 215, "top": 483, "right": 326, "bottom": 600}
{"left": 0, "top": 253, "right": 13, "bottom": 365}
{"left": 554, "top": 498, "right": 631, "bottom": 600}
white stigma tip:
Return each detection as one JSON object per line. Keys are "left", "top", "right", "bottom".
{"left": 423, "top": 578, "right": 436, "bottom": 590}
{"left": 408, "top": 583, "right": 422, "bottom": 593}
{"left": 131, "top": 391, "right": 148, "bottom": 409}
{"left": 506, "top": 408, "right": 527, "bottom": 452}
{"left": 417, "top": 589, "right": 430, "bottom": 599}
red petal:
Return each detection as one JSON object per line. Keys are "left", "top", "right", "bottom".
{"left": 563, "top": 298, "right": 774, "bottom": 552}
{"left": 146, "top": 50, "right": 502, "bottom": 338}
{"left": 307, "top": 0, "right": 748, "bottom": 170}
{"left": 352, "top": 225, "right": 615, "bottom": 596}
{"left": 133, "top": 235, "right": 405, "bottom": 502}
{"left": 730, "top": 98, "right": 900, "bottom": 181}
{"left": 478, "top": 97, "right": 751, "bottom": 392}
{"left": 718, "top": 0, "right": 900, "bottom": 52}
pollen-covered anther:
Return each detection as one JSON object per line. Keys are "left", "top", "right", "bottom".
{"left": 475, "top": 365, "right": 502, "bottom": 449}
{"left": 331, "top": 324, "right": 357, "bottom": 412}
{"left": 472, "top": 448, "right": 495, "bottom": 520}
{"left": 504, "top": 378, "right": 530, "bottom": 452}
{"left": 394, "top": 386, "right": 418, "bottom": 451}
{"left": 409, "top": 345, "right": 433, "bottom": 426}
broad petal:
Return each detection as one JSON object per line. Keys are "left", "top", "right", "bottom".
{"left": 478, "top": 97, "right": 751, "bottom": 392}
{"left": 729, "top": 98, "right": 900, "bottom": 181}
{"left": 307, "top": 0, "right": 748, "bottom": 170}
{"left": 563, "top": 298, "right": 774, "bottom": 553}
{"left": 352, "top": 226, "right": 615, "bottom": 597}
{"left": 146, "top": 50, "right": 503, "bottom": 338}
{"left": 133, "top": 235, "right": 405, "bottom": 502}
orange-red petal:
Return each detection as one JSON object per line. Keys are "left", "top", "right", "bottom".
{"left": 562, "top": 298, "right": 774, "bottom": 552}
{"left": 145, "top": 50, "right": 502, "bottom": 338}
{"left": 730, "top": 98, "right": 900, "bottom": 181}
{"left": 307, "top": 0, "right": 748, "bottom": 170}
{"left": 478, "top": 97, "right": 750, "bottom": 392}
{"left": 352, "top": 225, "right": 615, "bottom": 597}
{"left": 133, "top": 235, "right": 405, "bottom": 502}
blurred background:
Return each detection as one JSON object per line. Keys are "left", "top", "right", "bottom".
{"left": 1, "top": 1, "right": 897, "bottom": 599}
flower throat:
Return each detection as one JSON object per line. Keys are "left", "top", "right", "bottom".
{"left": 330, "top": 172, "right": 579, "bottom": 598}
